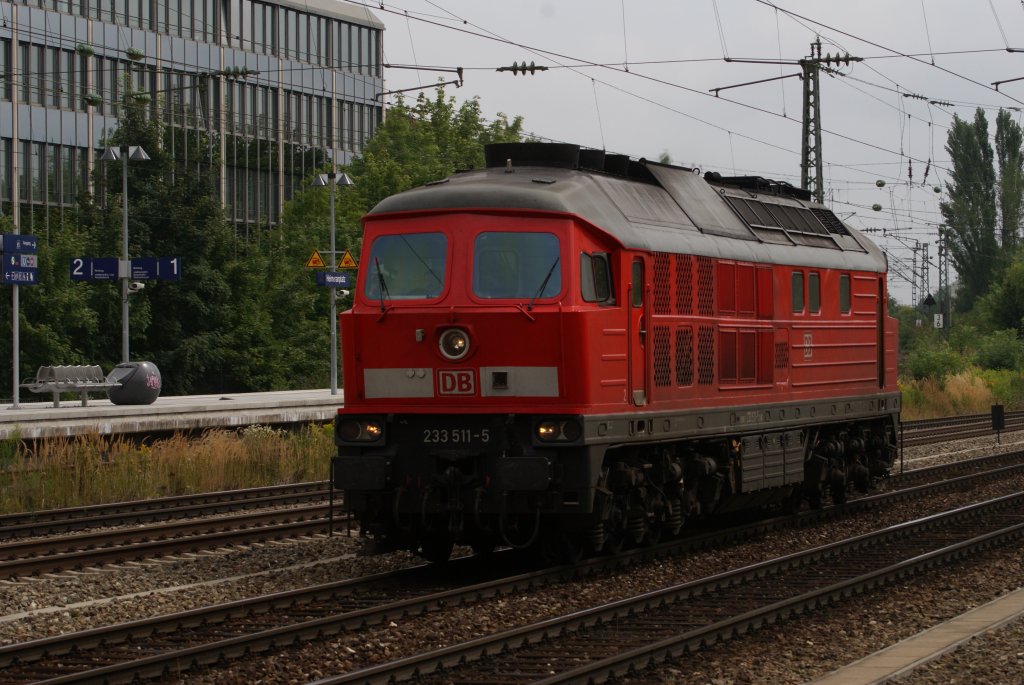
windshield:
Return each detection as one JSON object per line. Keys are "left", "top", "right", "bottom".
{"left": 363, "top": 232, "right": 447, "bottom": 300}
{"left": 472, "top": 232, "right": 561, "bottom": 299}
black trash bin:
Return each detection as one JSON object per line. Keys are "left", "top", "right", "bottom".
{"left": 107, "top": 361, "right": 162, "bottom": 405}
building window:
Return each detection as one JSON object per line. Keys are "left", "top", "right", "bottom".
{"left": 0, "top": 138, "right": 10, "bottom": 206}
{"left": 0, "top": 40, "right": 9, "bottom": 101}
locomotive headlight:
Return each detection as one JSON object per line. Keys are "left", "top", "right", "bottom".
{"left": 439, "top": 328, "right": 470, "bottom": 360}
{"left": 537, "top": 421, "right": 559, "bottom": 440}
{"left": 536, "top": 419, "right": 582, "bottom": 443}
{"left": 337, "top": 418, "right": 384, "bottom": 443}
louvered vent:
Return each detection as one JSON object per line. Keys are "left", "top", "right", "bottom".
{"left": 697, "top": 256, "right": 714, "bottom": 316}
{"left": 653, "top": 252, "right": 671, "bottom": 315}
{"left": 675, "top": 327, "right": 694, "bottom": 386}
{"left": 653, "top": 326, "right": 671, "bottom": 387}
{"left": 698, "top": 325, "right": 715, "bottom": 385}
{"left": 775, "top": 341, "right": 790, "bottom": 370}
{"left": 809, "top": 207, "right": 851, "bottom": 235}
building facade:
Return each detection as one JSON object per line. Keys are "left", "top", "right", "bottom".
{"left": 0, "top": 0, "right": 384, "bottom": 229}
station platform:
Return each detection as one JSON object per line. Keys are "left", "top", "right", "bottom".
{"left": 807, "top": 586, "right": 1024, "bottom": 684}
{"left": 0, "top": 389, "right": 345, "bottom": 440}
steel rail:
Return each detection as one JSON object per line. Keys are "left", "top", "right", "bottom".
{"left": 0, "top": 504, "right": 332, "bottom": 578}
{"left": 0, "top": 481, "right": 329, "bottom": 539}
{"left": 1, "top": 452, "right": 1022, "bottom": 684}
{"left": 314, "top": 492, "right": 1024, "bottom": 685}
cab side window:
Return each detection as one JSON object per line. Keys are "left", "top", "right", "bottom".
{"left": 581, "top": 252, "right": 612, "bottom": 303}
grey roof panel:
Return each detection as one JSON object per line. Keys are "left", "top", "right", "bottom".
{"left": 644, "top": 162, "right": 758, "bottom": 242}
{"left": 369, "top": 165, "right": 888, "bottom": 273}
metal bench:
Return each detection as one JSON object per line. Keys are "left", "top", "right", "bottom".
{"left": 21, "top": 365, "right": 122, "bottom": 408}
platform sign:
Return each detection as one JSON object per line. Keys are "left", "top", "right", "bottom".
{"left": 2, "top": 266, "right": 37, "bottom": 284}
{"left": 1, "top": 234, "right": 38, "bottom": 254}
{"left": 131, "top": 256, "right": 181, "bottom": 281}
{"left": 316, "top": 271, "right": 351, "bottom": 287}
{"left": 70, "top": 257, "right": 119, "bottom": 281}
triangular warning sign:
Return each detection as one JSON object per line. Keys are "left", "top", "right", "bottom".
{"left": 305, "top": 250, "right": 326, "bottom": 269}
{"left": 338, "top": 250, "right": 358, "bottom": 268}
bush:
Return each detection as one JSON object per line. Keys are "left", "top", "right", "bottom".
{"left": 978, "top": 368, "right": 1024, "bottom": 407}
{"left": 974, "top": 329, "right": 1023, "bottom": 371}
{"left": 905, "top": 341, "right": 966, "bottom": 380}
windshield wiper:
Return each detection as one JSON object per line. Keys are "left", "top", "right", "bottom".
{"left": 374, "top": 257, "right": 391, "bottom": 313}
{"left": 528, "top": 256, "right": 560, "bottom": 311}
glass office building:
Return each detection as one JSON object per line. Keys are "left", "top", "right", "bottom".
{"left": 0, "top": 0, "right": 384, "bottom": 229}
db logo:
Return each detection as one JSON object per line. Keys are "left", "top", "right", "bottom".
{"left": 438, "top": 369, "right": 476, "bottom": 396}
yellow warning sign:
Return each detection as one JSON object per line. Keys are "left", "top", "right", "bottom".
{"left": 305, "top": 250, "right": 326, "bottom": 269}
{"left": 338, "top": 250, "right": 358, "bottom": 268}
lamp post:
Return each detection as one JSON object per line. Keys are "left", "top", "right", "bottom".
{"left": 313, "top": 171, "right": 354, "bottom": 396}
{"left": 100, "top": 145, "right": 150, "bottom": 363}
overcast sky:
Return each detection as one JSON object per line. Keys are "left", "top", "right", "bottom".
{"left": 351, "top": 0, "right": 1024, "bottom": 304}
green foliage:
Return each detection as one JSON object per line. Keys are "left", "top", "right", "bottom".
{"left": 973, "top": 329, "right": 1023, "bottom": 370}
{"left": 978, "top": 368, "right": 1024, "bottom": 407}
{"left": 975, "top": 256, "right": 1024, "bottom": 336}
{"left": 941, "top": 109, "right": 999, "bottom": 310}
{"left": 904, "top": 340, "right": 966, "bottom": 380}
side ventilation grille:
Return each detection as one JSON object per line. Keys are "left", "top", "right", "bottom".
{"left": 697, "top": 256, "right": 714, "bottom": 316}
{"left": 653, "top": 326, "right": 671, "bottom": 387}
{"left": 675, "top": 327, "right": 694, "bottom": 386}
{"left": 698, "top": 325, "right": 715, "bottom": 385}
{"left": 653, "top": 253, "right": 671, "bottom": 315}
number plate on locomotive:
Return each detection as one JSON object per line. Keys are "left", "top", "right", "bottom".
{"left": 421, "top": 427, "right": 491, "bottom": 445}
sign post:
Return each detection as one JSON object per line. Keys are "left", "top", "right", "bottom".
{"left": 2, "top": 234, "right": 39, "bottom": 409}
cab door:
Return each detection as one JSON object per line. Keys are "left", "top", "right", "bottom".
{"left": 628, "top": 257, "right": 648, "bottom": 406}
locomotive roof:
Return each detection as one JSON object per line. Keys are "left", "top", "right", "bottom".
{"left": 368, "top": 143, "right": 888, "bottom": 273}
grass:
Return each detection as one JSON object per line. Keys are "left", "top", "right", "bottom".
{"left": 0, "top": 424, "right": 333, "bottom": 515}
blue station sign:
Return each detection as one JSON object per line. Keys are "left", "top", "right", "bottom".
{"left": 70, "top": 257, "right": 119, "bottom": 281}
{"left": 3, "top": 266, "right": 38, "bottom": 285}
{"left": 2, "top": 234, "right": 40, "bottom": 285}
{"left": 316, "top": 271, "right": 351, "bottom": 288}
{"left": 131, "top": 257, "right": 182, "bottom": 281}
{"left": 1, "top": 234, "right": 38, "bottom": 254}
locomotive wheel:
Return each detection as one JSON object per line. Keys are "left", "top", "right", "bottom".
{"left": 806, "top": 482, "right": 823, "bottom": 510}
{"left": 830, "top": 471, "right": 848, "bottom": 505}
{"left": 603, "top": 529, "right": 626, "bottom": 554}
{"left": 784, "top": 487, "right": 804, "bottom": 514}
{"left": 852, "top": 463, "right": 871, "bottom": 493}
{"left": 420, "top": 536, "right": 455, "bottom": 564}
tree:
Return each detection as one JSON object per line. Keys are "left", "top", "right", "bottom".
{"left": 940, "top": 108, "right": 998, "bottom": 310}
{"left": 996, "top": 109, "right": 1024, "bottom": 255}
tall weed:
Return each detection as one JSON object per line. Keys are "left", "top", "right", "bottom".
{"left": 0, "top": 424, "right": 332, "bottom": 514}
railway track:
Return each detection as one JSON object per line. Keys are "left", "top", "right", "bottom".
{"left": 0, "top": 481, "right": 329, "bottom": 540}
{"left": 0, "top": 504, "right": 335, "bottom": 579}
{"left": 1, "top": 450, "right": 1020, "bottom": 684}
{"left": 901, "top": 409, "right": 1024, "bottom": 446}
{"left": 328, "top": 490, "right": 1024, "bottom": 685}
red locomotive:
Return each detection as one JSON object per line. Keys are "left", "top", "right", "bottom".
{"left": 333, "top": 142, "right": 900, "bottom": 562}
